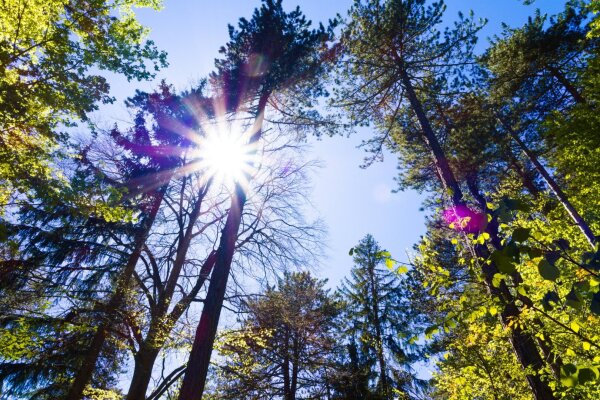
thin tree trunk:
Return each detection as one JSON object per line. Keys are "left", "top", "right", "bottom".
{"left": 177, "top": 93, "right": 270, "bottom": 400}
{"left": 546, "top": 65, "right": 586, "bottom": 104}
{"left": 291, "top": 335, "right": 299, "bottom": 400}
{"left": 176, "top": 186, "right": 246, "bottom": 400}
{"left": 499, "top": 118, "right": 596, "bottom": 249}
{"left": 66, "top": 186, "right": 168, "bottom": 400}
{"left": 367, "top": 258, "right": 388, "bottom": 395}
{"left": 127, "top": 249, "right": 217, "bottom": 399}
{"left": 399, "top": 67, "right": 556, "bottom": 400}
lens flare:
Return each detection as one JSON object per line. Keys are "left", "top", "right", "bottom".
{"left": 443, "top": 205, "right": 487, "bottom": 233}
{"left": 194, "top": 119, "right": 257, "bottom": 191}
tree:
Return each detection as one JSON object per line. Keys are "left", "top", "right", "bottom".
{"left": 178, "top": 1, "right": 335, "bottom": 398}
{"left": 336, "top": 235, "right": 420, "bottom": 399}
{"left": 208, "top": 271, "right": 338, "bottom": 400}
{"left": 334, "top": 1, "right": 557, "bottom": 398}
{"left": 0, "top": 0, "right": 167, "bottom": 212}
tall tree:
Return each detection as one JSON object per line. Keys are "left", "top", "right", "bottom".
{"left": 178, "top": 1, "right": 334, "bottom": 398}
{"left": 65, "top": 82, "right": 191, "bottom": 400}
{"left": 208, "top": 271, "right": 338, "bottom": 400}
{"left": 0, "top": 0, "right": 167, "bottom": 213}
{"left": 334, "top": 1, "right": 556, "bottom": 398}
{"left": 337, "top": 235, "right": 420, "bottom": 399}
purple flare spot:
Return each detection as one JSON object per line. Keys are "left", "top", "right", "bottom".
{"left": 443, "top": 205, "right": 486, "bottom": 234}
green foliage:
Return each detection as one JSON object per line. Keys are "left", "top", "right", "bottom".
{"left": 0, "top": 0, "right": 167, "bottom": 213}
{"left": 336, "top": 235, "right": 424, "bottom": 398}
{"left": 209, "top": 271, "right": 339, "bottom": 399}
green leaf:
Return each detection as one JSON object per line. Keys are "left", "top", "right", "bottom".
{"left": 583, "top": 342, "right": 591, "bottom": 351}
{"left": 565, "top": 288, "right": 582, "bottom": 310}
{"left": 348, "top": 247, "right": 354, "bottom": 256}
{"left": 578, "top": 368, "right": 597, "bottom": 384}
{"left": 542, "top": 291, "right": 560, "bottom": 311}
{"left": 538, "top": 259, "right": 560, "bottom": 281}
{"left": 385, "top": 257, "right": 395, "bottom": 270}
{"left": 570, "top": 321, "right": 580, "bottom": 333}
{"left": 527, "top": 247, "right": 543, "bottom": 259}
{"left": 561, "top": 364, "right": 578, "bottom": 387}
{"left": 512, "top": 227, "right": 530, "bottom": 242}
{"left": 492, "top": 273, "right": 505, "bottom": 288}
{"left": 424, "top": 325, "right": 439, "bottom": 339}
{"left": 491, "top": 251, "right": 516, "bottom": 274}
{"left": 396, "top": 265, "right": 408, "bottom": 274}
{"left": 545, "top": 250, "right": 561, "bottom": 265}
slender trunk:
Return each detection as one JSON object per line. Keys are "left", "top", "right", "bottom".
{"left": 66, "top": 186, "right": 168, "bottom": 400}
{"left": 126, "top": 346, "right": 161, "bottom": 400}
{"left": 399, "top": 67, "right": 556, "bottom": 400}
{"left": 177, "top": 186, "right": 246, "bottom": 400}
{"left": 125, "top": 251, "right": 216, "bottom": 399}
{"left": 399, "top": 69, "right": 463, "bottom": 206}
{"left": 499, "top": 118, "right": 596, "bottom": 249}
{"left": 291, "top": 335, "right": 299, "bottom": 400}
{"left": 366, "top": 259, "right": 388, "bottom": 395}
{"left": 283, "top": 328, "right": 292, "bottom": 400}
{"left": 500, "top": 140, "right": 542, "bottom": 197}
{"left": 546, "top": 65, "right": 585, "bottom": 105}
{"left": 177, "top": 94, "right": 270, "bottom": 400}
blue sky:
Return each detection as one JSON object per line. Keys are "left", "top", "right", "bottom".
{"left": 98, "top": 0, "right": 566, "bottom": 289}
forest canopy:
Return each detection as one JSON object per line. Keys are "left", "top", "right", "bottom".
{"left": 1, "top": 0, "right": 599, "bottom": 399}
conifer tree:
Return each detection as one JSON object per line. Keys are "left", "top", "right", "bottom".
{"left": 337, "top": 235, "right": 420, "bottom": 399}
{"left": 334, "top": 1, "right": 556, "bottom": 398}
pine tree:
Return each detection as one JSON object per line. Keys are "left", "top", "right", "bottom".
{"left": 337, "top": 235, "right": 419, "bottom": 399}
{"left": 334, "top": 1, "right": 556, "bottom": 398}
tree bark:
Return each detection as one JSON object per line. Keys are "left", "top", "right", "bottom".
{"left": 546, "top": 65, "right": 586, "bottom": 105}
{"left": 126, "top": 346, "right": 161, "bottom": 400}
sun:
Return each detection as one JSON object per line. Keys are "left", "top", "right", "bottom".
{"left": 195, "top": 120, "right": 257, "bottom": 190}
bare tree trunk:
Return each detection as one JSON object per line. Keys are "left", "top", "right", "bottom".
{"left": 399, "top": 67, "right": 556, "bottom": 400}
{"left": 499, "top": 118, "right": 596, "bottom": 249}
{"left": 66, "top": 186, "right": 168, "bottom": 400}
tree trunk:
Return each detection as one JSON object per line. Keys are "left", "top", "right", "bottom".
{"left": 499, "top": 118, "right": 596, "bottom": 249}
{"left": 176, "top": 186, "right": 245, "bottom": 400}
{"left": 546, "top": 65, "right": 586, "bottom": 104}
{"left": 366, "top": 258, "right": 388, "bottom": 396}
{"left": 125, "top": 250, "right": 216, "bottom": 399}
{"left": 398, "top": 70, "right": 464, "bottom": 206}
{"left": 177, "top": 93, "right": 270, "bottom": 400}
{"left": 399, "top": 67, "right": 556, "bottom": 400}
{"left": 66, "top": 186, "right": 168, "bottom": 400}
{"left": 291, "top": 335, "right": 299, "bottom": 400}
{"left": 126, "top": 346, "right": 161, "bottom": 400}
